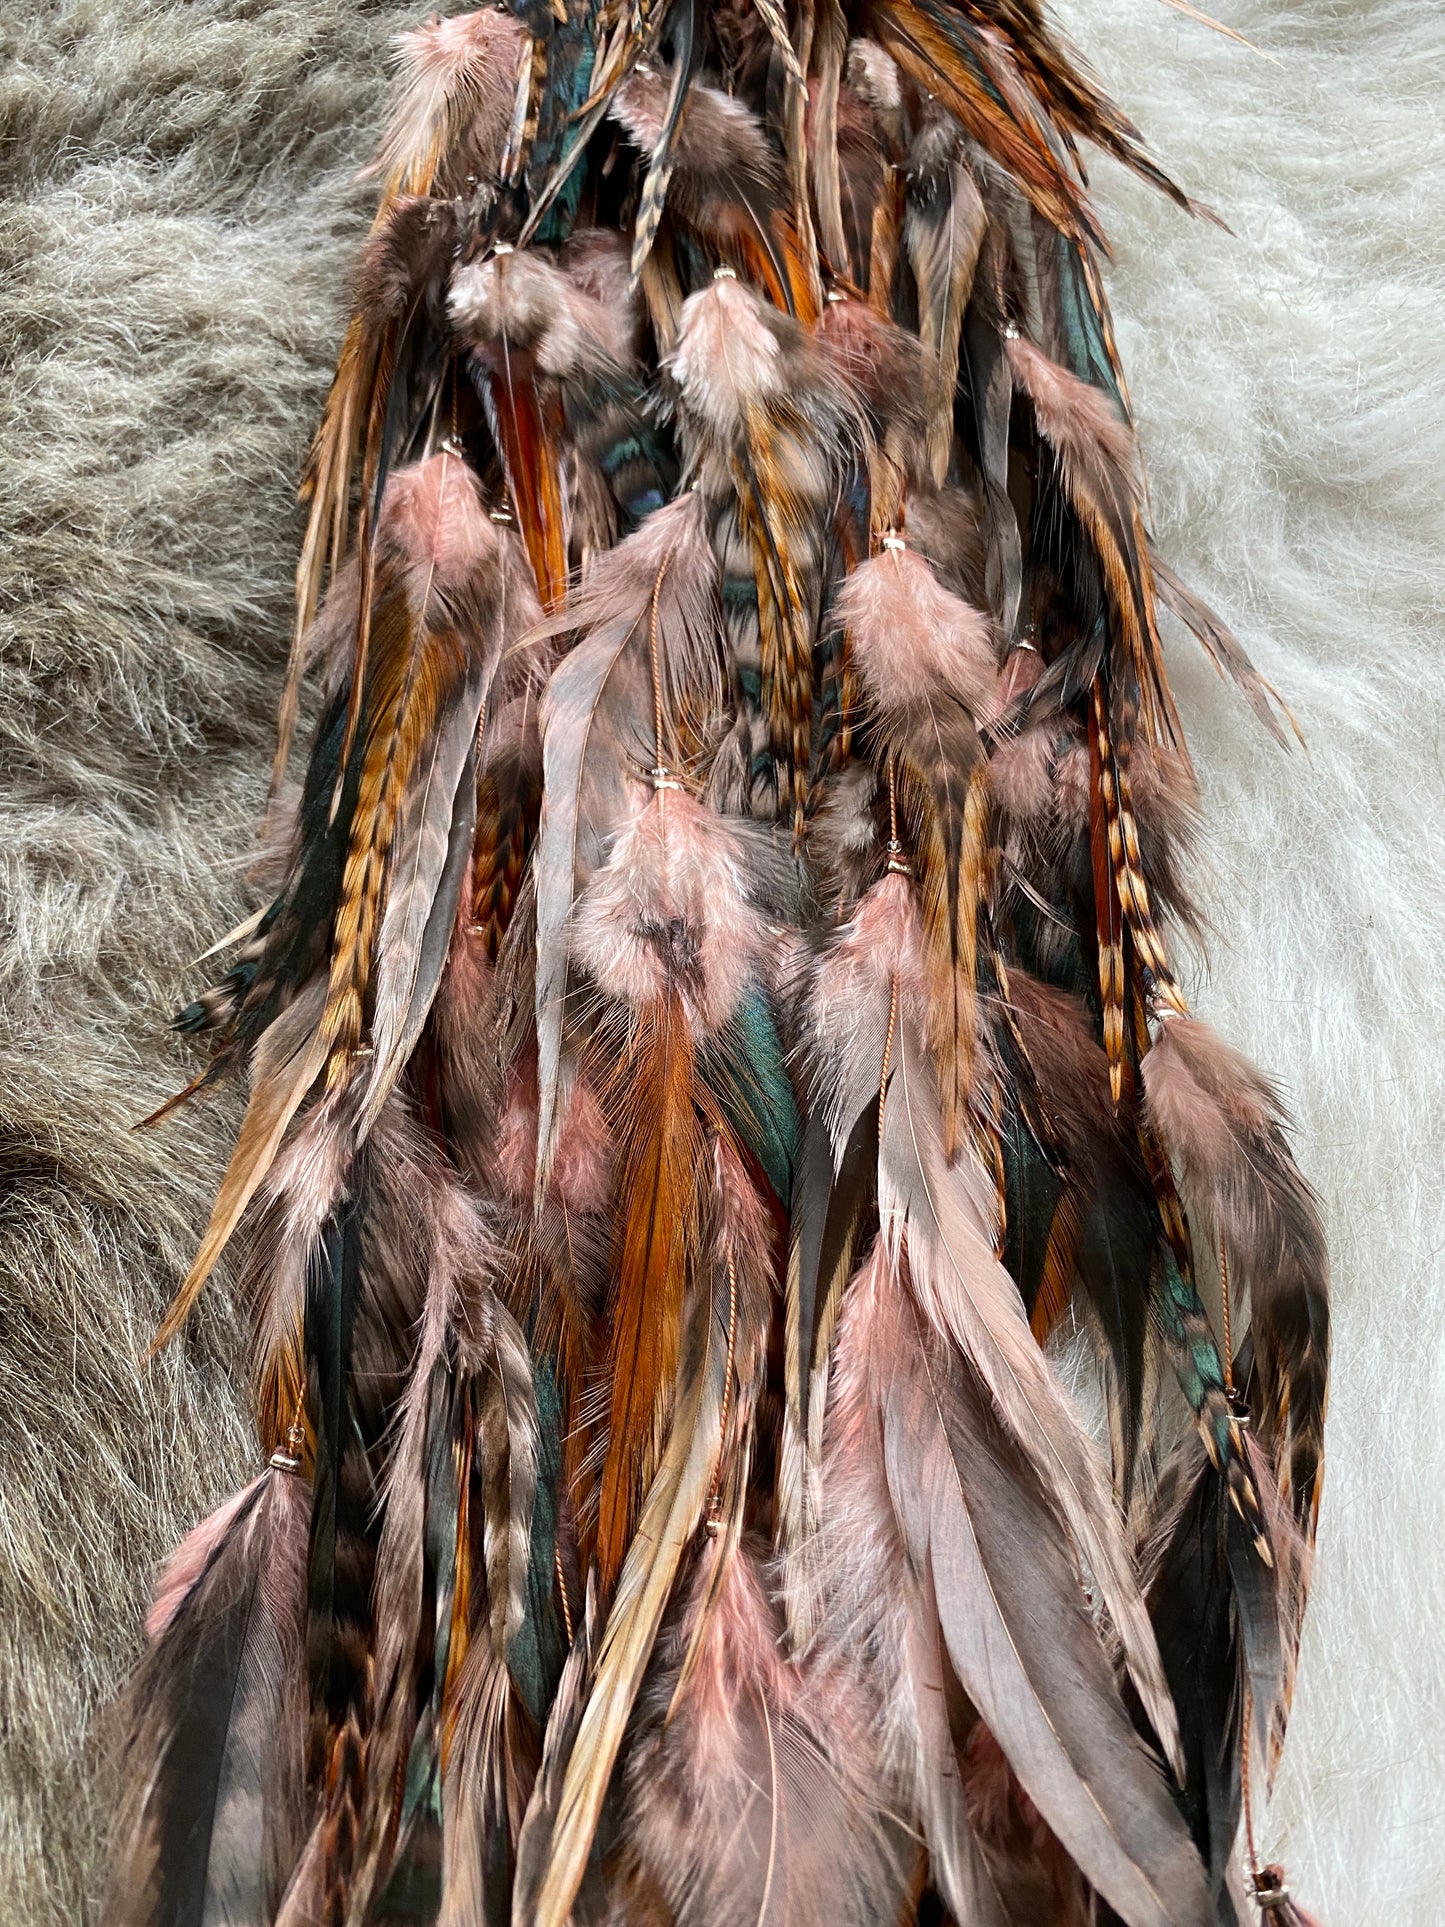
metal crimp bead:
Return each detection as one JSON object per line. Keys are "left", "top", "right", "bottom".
{"left": 1251, "top": 1868, "right": 1292, "bottom": 1912}
{"left": 269, "top": 1419, "right": 306, "bottom": 1475}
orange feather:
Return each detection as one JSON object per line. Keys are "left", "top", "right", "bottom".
{"left": 486, "top": 359, "right": 569, "bottom": 614}
{"left": 595, "top": 990, "right": 705, "bottom": 1589}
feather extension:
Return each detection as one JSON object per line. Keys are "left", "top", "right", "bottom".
{"left": 622, "top": 1539, "right": 912, "bottom": 1926}
{"left": 573, "top": 793, "right": 771, "bottom": 1576}
{"left": 275, "top": 0, "right": 526, "bottom": 791}
{"left": 117, "top": 5, "right": 1331, "bottom": 1921}
{"left": 1150, "top": 550, "right": 1302, "bottom": 750}
{"left": 669, "top": 271, "right": 856, "bottom": 832}
{"left": 881, "top": 991, "right": 1184, "bottom": 1775}
{"left": 1143, "top": 1016, "right": 1331, "bottom": 1531}
{"left": 825, "top": 1242, "right": 1210, "bottom": 1927}
{"left": 864, "top": 0, "right": 1099, "bottom": 244}
{"left": 836, "top": 544, "right": 996, "bottom": 1158}
{"left": 903, "top": 127, "right": 986, "bottom": 486}
{"left": 520, "top": 1224, "right": 729, "bottom": 1927}
{"left": 152, "top": 977, "right": 330, "bottom": 1351}
{"left": 365, "top": 8, "right": 528, "bottom": 200}
{"left": 531, "top": 489, "right": 722, "bottom": 1181}
{"left": 107, "top": 1470, "right": 309, "bottom": 1927}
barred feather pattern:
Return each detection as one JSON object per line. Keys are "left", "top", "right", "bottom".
{"left": 112, "top": 5, "right": 1330, "bottom": 1926}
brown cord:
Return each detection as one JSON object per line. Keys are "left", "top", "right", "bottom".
{"left": 1241, "top": 1687, "right": 1264, "bottom": 1904}
{"left": 879, "top": 973, "right": 900, "bottom": 1145}
{"left": 885, "top": 751, "right": 911, "bottom": 876}
{"left": 1219, "top": 1231, "right": 1235, "bottom": 1395}
{"left": 554, "top": 1540, "right": 575, "bottom": 1648}
{"left": 648, "top": 548, "right": 674, "bottom": 798}
{"left": 705, "top": 1249, "right": 740, "bottom": 1534}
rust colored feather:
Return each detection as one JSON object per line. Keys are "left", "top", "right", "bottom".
{"left": 867, "top": 0, "right": 1100, "bottom": 246}
{"left": 964, "top": 0, "right": 1213, "bottom": 221}
{"left": 486, "top": 355, "right": 570, "bottom": 613}
{"left": 1028, "top": 1184, "right": 1083, "bottom": 1345}
{"left": 595, "top": 990, "right": 706, "bottom": 1588}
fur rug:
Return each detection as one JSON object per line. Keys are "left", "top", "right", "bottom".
{"left": 0, "top": 0, "right": 1438, "bottom": 1920}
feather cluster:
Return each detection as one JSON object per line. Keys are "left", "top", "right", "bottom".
{"left": 110, "top": 3, "right": 1329, "bottom": 1924}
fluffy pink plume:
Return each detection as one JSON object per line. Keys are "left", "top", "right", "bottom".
{"left": 552, "top": 1079, "right": 614, "bottom": 1215}
{"left": 626, "top": 1534, "right": 899, "bottom": 1926}
{"left": 570, "top": 791, "right": 765, "bottom": 1034}
{"left": 712, "top": 1135, "right": 777, "bottom": 1291}
{"left": 1129, "top": 741, "right": 1200, "bottom": 831}
{"left": 379, "top": 450, "right": 500, "bottom": 596}
{"left": 670, "top": 278, "right": 786, "bottom": 436}
{"left": 835, "top": 546, "right": 996, "bottom": 718}
{"left": 494, "top": 1061, "right": 537, "bottom": 1203}
{"left": 611, "top": 73, "right": 777, "bottom": 187}
{"left": 981, "top": 637, "right": 1044, "bottom": 723}
{"left": 806, "top": 873, "right": 928, "bottom": 1051}
{"left": 1052, "top": 736, "right": 1089, "bottom": 828}
{"left": 558, "top": 228, "right": 639, "bottom": 353}
{"left": 367, "top": 7, "right": 525, "bottom": 193}
{"left": 449, "top": 243, "right": 633, "bottom": 378}
{"left": 496, "top": 1059, "right": 612, "bottom": 1214}
{"left": 672, "top": 1547, "right": 795, "bottom": 1762}
{"left": 1005, "top": 333, "right": 1137, "bottom": 479}
{"left": 1142, "top": 1014, "right": 1278, "bottom": 1157}
{"left": 989, "top": 726, "right": 1056, "bottom": 823}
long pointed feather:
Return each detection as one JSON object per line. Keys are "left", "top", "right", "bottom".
{"left": 152, "top": 979, "right": 330, "bottom": 1349}
{"left": 854, "top": 1249, "right": 1210, "bottom": 1926}
{"left": 532, "top": 493, "right": 722, "bottom": 1185}
{"left": 882, "top": 1015, "right": 1184, "bottom": 1777}
{"left": 107, "top": 1470, "right": 310, "bottom": 1927}
{"left": 523, "top": 1258, "right": 727, "bottom": 1927}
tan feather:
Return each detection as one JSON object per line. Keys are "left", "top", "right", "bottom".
{"left": 524, "top": 1255, "right": 728, "bottom": 1927}
{"left": 151, "top": 979, "right": 329, "bottom": 1352}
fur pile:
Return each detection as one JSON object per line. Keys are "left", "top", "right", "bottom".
{"left": 0, "top": 0, "right": 1439, "bottom": 1921}
{"left": 0, "top": 7, "right": 403, "bottom": 1922}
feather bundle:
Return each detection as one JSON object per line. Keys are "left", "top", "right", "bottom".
{"left": 112, "top": 4, "right": 1330, "bottom": 1923}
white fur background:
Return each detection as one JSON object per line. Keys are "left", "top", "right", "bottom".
{"left": 0, "top": 1, "right": 1439, "bottom": 1920}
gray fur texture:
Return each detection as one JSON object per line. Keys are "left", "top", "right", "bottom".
{"left": 0, "top": 6, "right": 405, "bottom": 1921}
{"left": 0, "top": 0, "right": 1439, "bottom": 1921}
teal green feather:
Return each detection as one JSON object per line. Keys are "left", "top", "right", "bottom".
{"left": 703, "top": 984, "right": 800, "bottom": 1205}
{"left": 522, "top": 0, "right": 603, "bottom": 247}
{"left": 1054, "top": 234, "right": 1126, "bottom": 412}
{"left": 999, "top": 1104, "right": 1064, "bottom": 1320}
{"left": 507, "top": 1359, "right": 567, "bottom": 1724}
{"left": 371, "top": 1362, "right": 456, "bottom": 1922}
{"left": 1156, "top": 1248, "right": 1233, "bottom": 1470}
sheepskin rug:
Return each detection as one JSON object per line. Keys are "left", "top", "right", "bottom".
{"left": 0, "top": 0, "right": 1438, "bottom": 1920}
